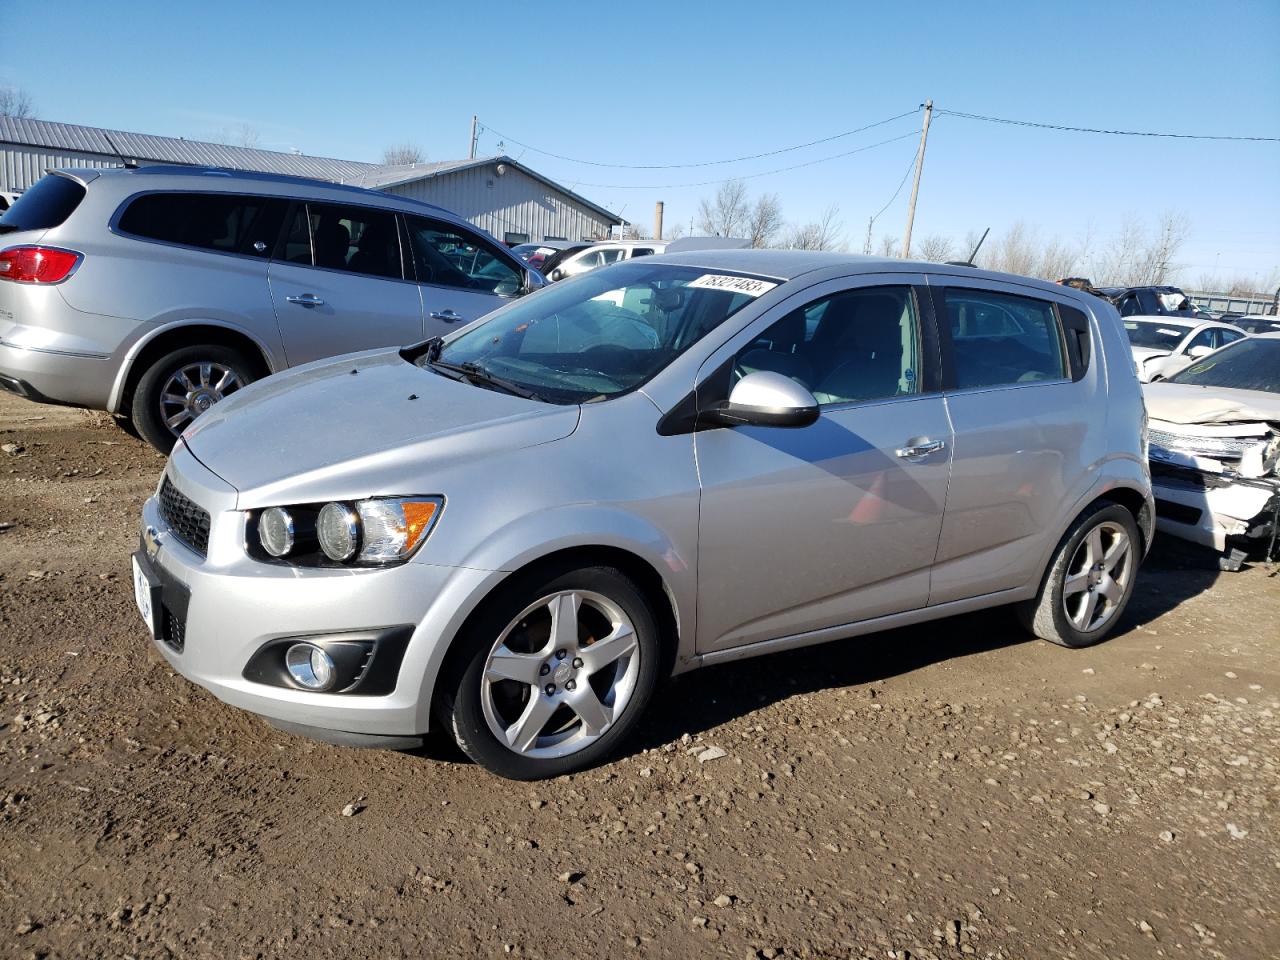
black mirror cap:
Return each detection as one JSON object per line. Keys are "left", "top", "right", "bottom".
{"left": 710, "top": 400, "right": 819, "bottom": 429}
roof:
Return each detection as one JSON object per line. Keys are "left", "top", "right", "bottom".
{"left": 362, "top": 155, "right": 622, "bottom": 225}
{"left": 0, "top": 116, "right": 380, "bottom": 183}
{"left": 0, "top": 117, "right": 622, "bottom": 223}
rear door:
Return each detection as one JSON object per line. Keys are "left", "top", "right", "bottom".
{"left": 402, "top": 215, "right": 524, "bottom": 336}
{"left": 926, "top": 277, "right": 1098, "bottom": 604}
{"left": 693, "top": 274, "right": 952, "bottom": 654}
{"left": 267, "top": 201, "right": 423, "bottom": 366}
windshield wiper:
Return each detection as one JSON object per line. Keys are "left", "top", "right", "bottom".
{"left": 428, "top": 358, "right": 545, "bottom": 401}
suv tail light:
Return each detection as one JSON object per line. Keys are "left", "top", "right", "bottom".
{"left": 0, "top": 246, "right": 83, "bottom": 284}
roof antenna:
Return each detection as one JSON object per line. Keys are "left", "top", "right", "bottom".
{"left": 102, "top": 131, "right": 138, "bottom": 169}
{"left": 948, "top": 227, "right": 989, "bottom": 267}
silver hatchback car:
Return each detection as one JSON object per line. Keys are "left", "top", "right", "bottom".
{"left": 135, "top": 251, "right": 1153, "bottom": 779}
{"left": 0, "top": 166, "right": 539, "bottom": 451}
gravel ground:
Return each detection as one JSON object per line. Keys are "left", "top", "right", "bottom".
{"left": 1, "top": 392, "right": 1277, "bottom": 960}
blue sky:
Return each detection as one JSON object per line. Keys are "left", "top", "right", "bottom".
{"left": 4, "top": 0, "right": 1278, "bottom": 284}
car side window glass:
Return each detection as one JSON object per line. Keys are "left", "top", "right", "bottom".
{"left": 1118, "top": 295, "right": 1141, "bottom": 317}
{"left": 302, "top": 203, "right": 402, "bottom": 279}
{"left": 943, "top": 288, "right": 1067, "bottom": 389}
{"left": 405, "top": 216, "right": 522, "bottom": 296}
{"left": 119, "top": 192, "right": 286, "bottom": 257}
{"left": 600, "top": 249, "right": 625, "bottom": 265}
{"left": 1186, "top": 329, "right": 1215, "bottom": 352}
{"left": 1219, "top": 329, "right": 1243, "bottom": 346}
{"left": 733, "top": 286, "right": 921, "bottom": 406}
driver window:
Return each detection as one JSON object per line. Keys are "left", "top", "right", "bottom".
{"left": 734, "top": 286, "right": 921, "bottom": 406}
{"left": 1186, "top": 329, "right": 1215, "bottom": 353}
{"left": 404, "top": 215, "right": 522, "bottom": 295}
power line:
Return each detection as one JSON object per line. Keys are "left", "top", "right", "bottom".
{"left": 935, "top": 108, "right": 1280, "bottom": 142}
{"left": 552, "top": 130, "right": 921, "bottom": 190}
{"left": 477, "top": 108, "right": 921, "bottom": 170}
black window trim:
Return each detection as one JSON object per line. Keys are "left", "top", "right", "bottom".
{"left": 402, "top": 212, "right": 527, "bottom": 299}
{"left": 110, "top": 189, "right": 291, "bottom": 264}
{"left": 926, "top": 280, "right": 1081, "bottom": 393}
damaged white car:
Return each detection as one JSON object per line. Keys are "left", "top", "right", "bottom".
{"left": 1143, "top": 334, "right": 1280, "bottom": 562}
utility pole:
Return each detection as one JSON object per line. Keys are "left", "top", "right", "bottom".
{"left": 654, "top": 201, "right": 664, "bottom": 241}
{"left": 469, "top": 115, "right": 478, "bottom": 160}
{"left": 863, "top": 216, "right": 873, "bottom": 255}
{"left": 901, "top": 99, "right": 933, "bottom": 259}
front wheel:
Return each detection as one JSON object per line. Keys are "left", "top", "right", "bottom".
{"left": 131, "top": 345, "right": 257, "bottom": 453}
{"left": 1017, "top": 502, "right": 1140, "bottom": 648}
{"left": 440, "top": 565, "right": 661, "bottom": 780}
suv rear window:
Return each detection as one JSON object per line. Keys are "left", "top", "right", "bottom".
{"left": 0, "top": 175, "right": 86, "bottom": 234}
{"left": 117, "top": 192, "right": 287, "bottom": 258}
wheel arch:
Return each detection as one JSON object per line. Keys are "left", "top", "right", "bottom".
{"left": 109, "top": 321, "right": 277, "bottom": 414}
{"left": 426, "top": 544, "right": 683, "bottom": 729}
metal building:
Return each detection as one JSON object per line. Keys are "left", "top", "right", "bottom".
{"left": 0, "top": 117, "right": 623, "bottom": 242}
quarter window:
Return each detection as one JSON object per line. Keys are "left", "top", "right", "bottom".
{"left": 943, "top": 288, "right": 1067, "bottom": 389}
{"left": 405, "top": 216, "right": 523, "bottom": 296}
{"left": 733, "top": 286, "right": 921, "bottom": 406}
{"left": 118, "top": 192, "right": 286, "bottom": 257}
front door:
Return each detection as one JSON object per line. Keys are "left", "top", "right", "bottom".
{"left": 402, "top": 215, "right": 522, "bottom": 337}
{"left": 268, "top": 201, "right": 423, "bottom": 367}
{"left": 693, "top": 277, "right": 952, "bottom": 654}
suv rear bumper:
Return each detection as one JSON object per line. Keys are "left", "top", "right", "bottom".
{"left": 0, "top": 342, "right": 116, "bottom": 409}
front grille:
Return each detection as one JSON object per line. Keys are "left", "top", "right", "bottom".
{"left": 1148, "top": 428, "right": 1260, "bottom": 461}
{"left": 161, "top": 604, "right": 186, "bottom": 653}
{"left": 158, "top": 476, "right": 211, "bottom": 557}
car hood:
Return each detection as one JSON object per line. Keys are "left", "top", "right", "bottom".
{"left": 1129, "top": 345, "right": 1171, "bottom": 361}
{"left": 1143, "top": 381, "right": 1280, "bottom": 425}
{"left": 182, "top": 349, "right": 580, "bottom": 507}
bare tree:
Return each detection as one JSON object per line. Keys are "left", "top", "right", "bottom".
{"left": 876, "top": 233, "right": 900, "bottom": 258}
{"left": 990, "top": 221, "right": 1039, "bottom": 277}
{"left": 747, "top": 193, "right": 784, "bottom": 248}
{"left": 698, "top": 180, "right": 750, "bottom": 238}
{"left": 1037, "top": 237, "right": 1079, "bottom": 282}
{"left": 383, "top": 143, "right": 425, "bottom": 165}
{"left": 785, "top": 206, "right": 844, "bottom": 251}
{"left": 214, "top": 123, "right": 263, "bottom": 149}
{"left": 916, "top": 234, "right": 954, "bottom": 263}
{"left": 1088, "top": 212, "right": 1190, "bottom": 286}
{"left": 663, "top": 220, "right": 687, "bottom": 241}
{"left": 0, "top": 86, "right": 35, "bottom": 118}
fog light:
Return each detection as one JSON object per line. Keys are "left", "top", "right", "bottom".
{"left": 258, "top": 507, "right": 295, "bottom": 557}
{"left": 285, "top": 643, "right": 335, "bottom": 691}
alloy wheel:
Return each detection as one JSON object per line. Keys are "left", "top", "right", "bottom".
{"left": 1061, "top": 521, "right": 1132, "bottom": 633}
{"left": 158, "top": 362, "right": 241, "bottom": 435}
{"left": 480, "top": 590, "right": 641, "bottom": 759}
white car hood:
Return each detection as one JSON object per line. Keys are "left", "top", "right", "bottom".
{"left": 1143, "top": 382, "right": 1280, "bottom": 425}
{"left": 182, "top": 349, "right": 580, "bottom": 506}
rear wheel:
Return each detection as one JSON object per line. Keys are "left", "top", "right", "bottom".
{"left": 131, "top": 345, "right": 257, "bottom": 453}
{"left": 1017, "top": 502, "right": 1140, "bottom": 648}
{"left": 440, "top": 564, "right": 661, "bottom": 780}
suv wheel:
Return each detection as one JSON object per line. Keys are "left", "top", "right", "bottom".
{"left": 441, "top": 565, "right": 661, "bottom": 780}
{"left": 131, "top": 345, "right": 256, "bottom": 453}
{"left": 1017, "top": 502, "right": 1140, "bottom": 648}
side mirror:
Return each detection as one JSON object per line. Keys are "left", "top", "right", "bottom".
{"left": 1186, "top": 344, "right": 1213, "bottom": 359}
{"left": 710, "top": 371, "right": 819, "bottom": 428}
{"left": 549, "top": 268, "right": 564, "bottom": 282}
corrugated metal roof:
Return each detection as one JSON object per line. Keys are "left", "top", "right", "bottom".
{"left": 0, "top": 116, "right": 381, "bottom": 183}
{"left": 0, "top": 117, "right": 622, "bottom": 224}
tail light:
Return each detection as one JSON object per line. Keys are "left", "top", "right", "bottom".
{"left": 0, "top": 246, "right": 83, "bottom": 284}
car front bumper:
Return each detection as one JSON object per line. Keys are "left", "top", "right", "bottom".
{"left": 137, "top": 445, "right": 502, "bottom": 741}
{"left": 1151, "top": 465, "right": 1280, "bottom": 552}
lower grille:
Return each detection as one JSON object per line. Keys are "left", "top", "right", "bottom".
{"left": 161, "top": 604, "right": 186, "bottom": 653}
{"left": 158, "top": 476, "right": 211, "bottom": 557}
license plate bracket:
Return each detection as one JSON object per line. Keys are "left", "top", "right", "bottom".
{"left": 132, "top": 551, "right": 161, "bottom": 638}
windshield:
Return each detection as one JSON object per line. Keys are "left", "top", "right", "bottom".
{"left": 429, "top": 261, "right": 777, "bottom": 403}
{"left": 1124, "top": 320, "right": 1187, "bottom": 349}
{"left": 1168, "top": 338, "right": 1280, "bottom": 393}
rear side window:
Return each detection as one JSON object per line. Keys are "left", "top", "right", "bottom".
{"left": 118, "top": 192, "right": 286, "bottom": 258}
{"left": 943, "top": 288, "right": 1067, "bottom": 389}
{"left": 288, "top": 202, "right": 404, "bottom": 279}
{"left": 0, "top": 175, "right": 86, "bottom": 234}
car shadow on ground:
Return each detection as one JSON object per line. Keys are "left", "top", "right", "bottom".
{"left": 414, "top": 536, "right": 1225, "bottom": 769}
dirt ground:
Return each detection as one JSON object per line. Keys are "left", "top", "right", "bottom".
{"left": 0, "top": 391, "right": 1276, "bottom": 960}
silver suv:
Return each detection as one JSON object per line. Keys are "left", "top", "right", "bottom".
{"left": 0, "top": 166, "right": 540, "bottom": 451}
{"left": 134, "top": 251, "right": 1154, "bottom": 779}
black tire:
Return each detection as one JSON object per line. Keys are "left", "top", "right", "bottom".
{"left": 131, "top": 345, "right": 258, "bottom": 454}
{"left": 1016, "top": 502, "right": 1141, "bottom": 648}
{"left": 440, "top": 564, "right": 662, "bottom": 780}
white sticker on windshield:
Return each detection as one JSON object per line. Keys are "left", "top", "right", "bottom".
{"left": 687, "top": 274, "right": 778, "bottom": 297}
{"left": 1157, "top": 328, "right": 1182, "bottom": 336}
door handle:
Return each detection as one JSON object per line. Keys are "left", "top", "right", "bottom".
{"left": 429, "top": 309, "right": 466, "bottom": 323}
{"left": 895, "top": 439, "right": 946, "bottom": 460}
{"left": 286, "top": 293, "right": 324, "bottom": 307}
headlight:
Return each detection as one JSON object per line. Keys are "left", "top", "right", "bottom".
{"left": 250, "top": 497, "right": 443, "bottom": 566}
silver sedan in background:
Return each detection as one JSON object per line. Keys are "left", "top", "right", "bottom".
{"left": 134, "top": 251, "right": 1152, "bottom": 779}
